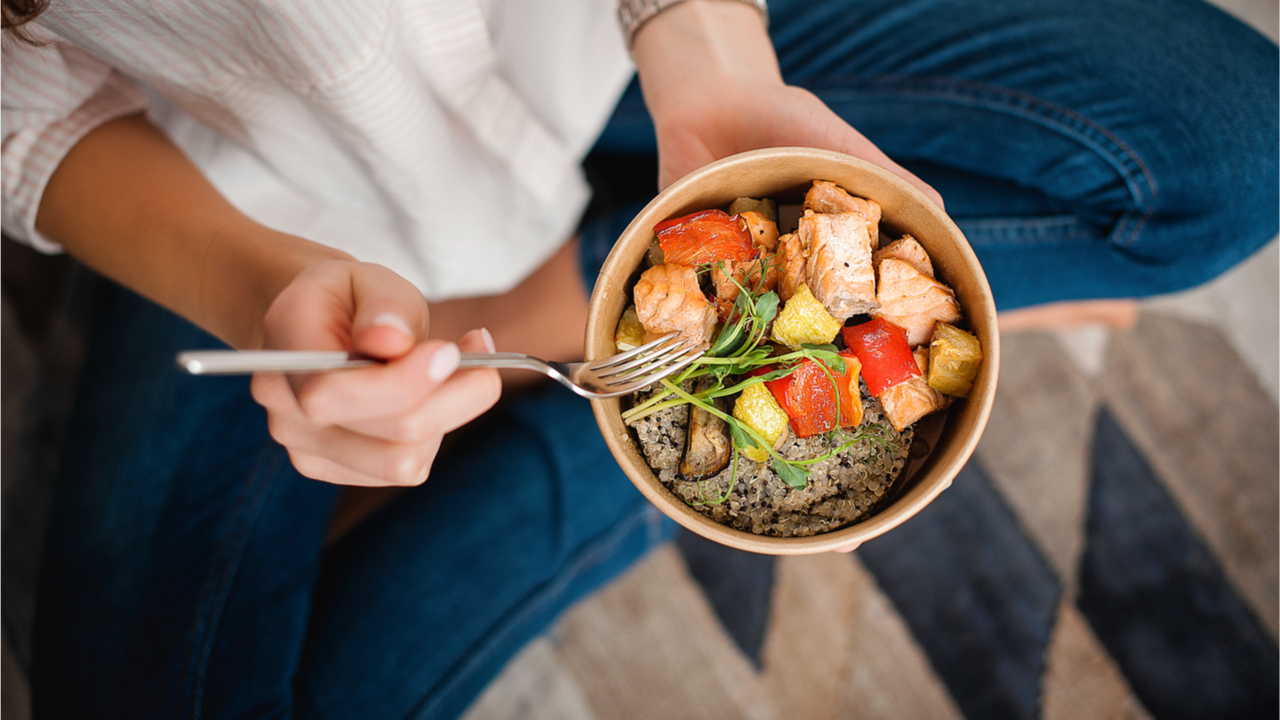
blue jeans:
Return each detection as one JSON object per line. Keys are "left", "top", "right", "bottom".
{"left": 33, "top": 283, "right": 673, "bottom": 720}
{"left": 594, "top": 0, "right": 1278, "bottom": 309}
{"left": 31, "top": 0, "right": 1277, "bottom": 718}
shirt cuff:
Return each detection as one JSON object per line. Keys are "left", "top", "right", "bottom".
{"left": 2, "top": 69, "right": 149, "bottom": 252}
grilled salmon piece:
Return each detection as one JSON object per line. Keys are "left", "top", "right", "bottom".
{"left": 873, "top": 257, "right": 962, "bottom": 347}
{"left": 710, "top": 255, "right": 779, "bottom": 320}
{"left": 803, "top": 180, "right": 882, "bottom": 249}
{"left": 873, "top": 235, "right": 934, "bottom": 279}
{"left": 776, "top": 232, "right": 806, "bottom": 303}
{"left": 880, "top": 347, "right": 951, "bottom": 431}
{"left": 633, "top": 264, "right": 718, "bottom": 347}
{"left": 739, "top": 211, "right": 780, "bottom": 252}
{"left": 799, "top": 210, "right": 878, "bottom": 321}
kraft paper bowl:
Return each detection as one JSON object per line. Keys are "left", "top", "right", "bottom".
{"left": 585, "top": 147, "right": 1000, "bottom": 555}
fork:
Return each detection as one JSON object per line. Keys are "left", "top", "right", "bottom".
{"left": 174, "top": 332, "right": 707, "bottom": 399}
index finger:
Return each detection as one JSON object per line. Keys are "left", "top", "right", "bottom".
{"left": 263, "top": 261, "right": 430, "bottom": 358}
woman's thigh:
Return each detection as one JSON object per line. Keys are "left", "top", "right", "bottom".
{"left": 596, "top": 0, "right": 1278, "bottom": 308}
{"left": 295, "top": 381, "right": 668, "bottom": 720}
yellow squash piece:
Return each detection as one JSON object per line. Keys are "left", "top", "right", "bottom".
{"left": 732, "top": 383, "right": 790, "bottom": 462}
{"left": 770, "top": 283, "right": 843, "bottom": 350}
{"left": 927, "top": 322, "right": 983, "bottom": 397}
{"left": 614, "top": 305, "right": 645, "bottom": 352}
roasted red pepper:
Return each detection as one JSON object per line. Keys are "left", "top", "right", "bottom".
{"left": 763, "top": 352, "right": 861, "bottom": 438}
{"left": 655, "top": 209, "right": 757, "bottom": 266}
{"left": 841, "top": 318, "right": 920, "bottom": 396}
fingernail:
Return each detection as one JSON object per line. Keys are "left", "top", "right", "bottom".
{"left": 428, "top": 343, "right": 461, "bottom": 381}
{"left": 480, "top": 327, "right": 496, "bottom": 353}
{"left": 371, "top": 312, "right": 414, "bottom": 338}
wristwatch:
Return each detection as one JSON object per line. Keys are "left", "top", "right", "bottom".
{"left": 618, "top": 0, "right": 769, "bottom": 52}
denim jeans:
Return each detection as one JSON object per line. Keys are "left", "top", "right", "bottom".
{"left": 31, "top": 0, "right": 1277, "bottom": 718}
{"left": 593, "top": 0, "right": 1278, "bottom": 309}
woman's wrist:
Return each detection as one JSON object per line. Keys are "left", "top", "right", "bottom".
{"left": 631, "top": 0, "right": 782, "bottom": 120}
{"left": 620, "top": 0, "right": 767, "bottom": 52}
{"left": 36, "top": 113, "right": 356, "bottom": 351}
{"left": 198, "top": 219, "right": 355, "bottom": 350}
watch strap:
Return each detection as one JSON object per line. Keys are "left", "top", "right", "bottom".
{"left": 618, "top": 0, "right": 769, "bottom": 53}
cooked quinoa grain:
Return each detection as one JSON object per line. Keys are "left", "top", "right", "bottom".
{"left": 627, "top": 384, "right": 913, "bottom": 537}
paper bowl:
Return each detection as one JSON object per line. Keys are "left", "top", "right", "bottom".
{"left": 585, "top": 147, "right": 1000, "bottom": 555}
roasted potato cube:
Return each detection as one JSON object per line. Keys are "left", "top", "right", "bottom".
{"left": 770, "top": 283, "right": 843, "bottom": 350}
{"left": 732, "top": 383, "right": 790, "bottom": 462}
{"left": 928, "top": 322, "right": 983, "bottom": 397}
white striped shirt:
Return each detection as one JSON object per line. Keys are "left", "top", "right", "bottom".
{"left": 2, "top": 0, "right": 634, "bottom": 300}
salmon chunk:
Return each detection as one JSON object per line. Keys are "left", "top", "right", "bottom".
{"left": 803, "top": 180, "right": 882, "bottom": 249}
{"left": 711, "top": 255, "right": 779, "bottom": 320}
{"left": 633, "top": 264, "right": 718, "bottom": 347}
{"left": 873, "top": 235, "right": 934, "bottom": 279}
{"left": 799, "top": 210, "right": 878, "bottom": 321}
{"left": 739, "top": 211, "right": 780, "bottom": 252}
{"left": 880, "top": 347, "right": 951, "bottom": 431}
{"left": 776, "top": 232, "right": 806, "bottom": 303}
{"left": 873, "top": 257, "right": 962, "bottom": 346}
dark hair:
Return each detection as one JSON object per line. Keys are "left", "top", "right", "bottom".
{"left": 2, "top": 0, "right": 49, "bottom": 40}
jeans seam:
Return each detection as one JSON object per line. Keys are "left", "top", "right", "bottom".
{"left": 958, "top": 215, "right": 1099, "bottom": 246}
{"left": 818, "top": 75, "right": 1159, "bottom": 249}
{"left": 407, "top": 497, "right": 656, "bottom": 720}
{"left": 179, "top": 444, "right": 285, "bottom": 720}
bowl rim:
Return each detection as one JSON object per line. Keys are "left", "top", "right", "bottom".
{"left": 585, "top": 146, "right": 1000, "bottom": 555}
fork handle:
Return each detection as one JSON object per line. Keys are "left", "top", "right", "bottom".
{"left": 457, "top": 352, "right": 553, "bottom": 375}
{"left": 175, "top": 349, "right": 550, "bottom": 376}
{"left": 176, "top": 350, "right": 369, "bottom": 375}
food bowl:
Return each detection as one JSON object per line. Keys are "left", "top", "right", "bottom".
{"left": 584, "top": 147, "right": 1000, "bottom": 554}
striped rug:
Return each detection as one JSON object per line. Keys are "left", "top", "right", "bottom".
{"left": 465, "top": 311, "right": 1279, "bottom": 720}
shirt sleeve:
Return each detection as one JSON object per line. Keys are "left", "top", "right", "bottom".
{"left": 2, "top": 28, "right": 149, "bottom": 252}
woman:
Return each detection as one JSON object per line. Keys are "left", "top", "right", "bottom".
{"left": 4, "top": 0, "right": 1275, "bottom": 717}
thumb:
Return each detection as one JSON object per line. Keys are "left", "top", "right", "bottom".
{"left": 783, "top": 90, "right": 946, "bottom": 210}
{"left": 826, "top": 128, "right": 946, "bottom": 211}
{"left": 348, "top": 263, "right": 431, "bottom": 360}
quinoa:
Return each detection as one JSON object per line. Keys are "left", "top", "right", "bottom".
{"left": 627, "top": 384, "right": 914, "bottom": 537}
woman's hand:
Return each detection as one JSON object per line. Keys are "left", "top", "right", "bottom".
{"left": 34, "top": 113, "right": 503, "bottom": 488}
{"left": 631, "top": 0, "right": 942, "bottom": 208}
{"left": 250, "top": 260, "right": 502, "bottom": 487}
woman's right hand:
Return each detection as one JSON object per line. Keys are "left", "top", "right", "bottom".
{"left": 28, "top": 113, "right": 500, "bottom": 488}
{"left": 249, "top": 260, "right": 503, "bottom": 487}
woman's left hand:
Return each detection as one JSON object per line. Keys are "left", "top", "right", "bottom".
{"left": 631, "top": 0, "right": 943, "bottom": 209}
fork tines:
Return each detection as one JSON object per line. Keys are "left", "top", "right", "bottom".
{"left": 591, "top": 332, "right": 705, "bottom": 389}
